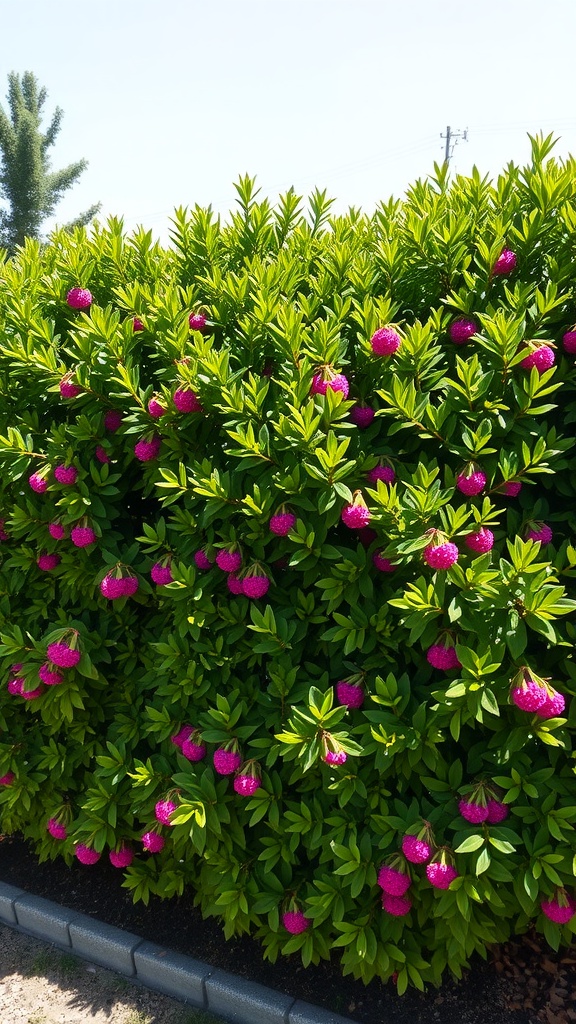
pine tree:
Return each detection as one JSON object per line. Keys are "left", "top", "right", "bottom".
{"left": 0, "top": 71, "right": 100, "bottom": 252}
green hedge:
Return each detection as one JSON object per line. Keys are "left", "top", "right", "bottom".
{"left": 0, "top": 133, "right": 575, "bottom": 993}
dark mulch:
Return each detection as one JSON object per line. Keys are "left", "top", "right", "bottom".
{"left": 0, "top": 834, "right": 574, "bottom": 1024}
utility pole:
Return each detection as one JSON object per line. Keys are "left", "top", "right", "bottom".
{"left": 440, "top": 125, "right": 468, "bottom": 164}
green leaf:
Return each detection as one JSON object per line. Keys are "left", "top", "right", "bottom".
{"left": 476, "top": 847, "right": 491, "bottom": 875}
{"left": 455, "top": 835, "right": 485, "bottom": 854}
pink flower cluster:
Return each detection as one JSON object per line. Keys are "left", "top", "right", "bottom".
{"left": 100, "top": 571, "right": 139, "bottom": 599}
{"left": 7, "top": 635, "right": 82, "bottom": 700}
{"left": 75, "top": 844, "right": 101, "bottom": 865}
{"left": 310, "top": 366, "right": 350, "bottom": 398}
{"left": 194, "top": 548, "right": 213, "bottom": 570}
{"left": 282, "top": 910, "right": 310, "bottom": 934}
{"left": 173, "top": 387, "right": 203, "bottom": 413}
{"left": 367, "top": 464, "right": 395, "bottom": 485}
{"left": 541, "top": 891, "right": 576, "bottom": 925}
{"left": 66, "top": 287, "right": 93, "bottom": 309}
{"left": 492, "top": 248, "right": 517, "bottom": 276}
{"left": 449, "top": 318, "right": 477, "bottom": 344}
{"left": 336, "top": 680, "right": 364, "bottom": 708}
{"left": 373, "top": 551, "right": 396, "bottom": 573}
{"left": 47, "top": 818, "right": 67, "bottom": 840}
{"left": 270, "top": 511, "right": 296, "bottom": 536}
{"left": 350, "top": 405, "right": 375, "bottom": 428}
{"left": 377, "top": 823, "right": 462, "bottom": 917}
{"left": 458, "top": 793, "right": 508, "bottom": 824}
{"left": 456, "top": 464, "right": 486, "bottom": 496}
{"left": 370, "top": 326, "right": 401, "bottom": 356}
{"left": 71, "top": 524, "right": 97, "bottom": 547}
{"left": 109, "top": 843, "right": 134, "bottom": 868}
{"left": 37, "top": 552, "right": 60, "bottom": 571}
{"left": 427, "top": 642, "right": 460, "bottom": 670}
{"left": 377, "top": 847, "right": 458, "bottom": 915}
{"left": 59, "top": 377, "right": 82, "bottom": 398}
{"left": 341, "top": 492, "right": 371, "bottom": 529}
{"left": 171, "top": 725, "right": 207, "bottom": 762}
{"left": 520, "top": 345, "right": 555, "bottom": 374}
{"left": 216, "top": 548, "right": 242, "bottom": 573}
{"left": 7, "top": 663, "right": 43, "bottom": 701}
{"left": 134, "top": 435, "right": 162, "bottom": 462}
{"left": 423, "top": 538, "right": 459, "bottom": 570}
{"left": 511, "top": 669, "right": 566, "bottom": 719}
{"left": 213, "top": 747, "right": 262, "bottom": 797}
{"left": 465, "top": 527, "right": 494, "bottom": 553}
{"left": 242, "top": 574, "right": 270, "bottom": 599}
{"left": 526, "top": 522, "right": 553, "bottom": 546}
{"left": 189, "top": 312, "right": 207, "bottom": 331}
{"left": 54, "top": 464, "right": 78, "bottom": 485}
{"left": 151, "top": 561, "right": 173, "bottom": 586}
{"left": 47, "top": 640, "right": 81, "bottom": 668}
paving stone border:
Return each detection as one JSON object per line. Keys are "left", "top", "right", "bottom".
{"left": 0, "top": 880, "right": 357, "bottom": 1024}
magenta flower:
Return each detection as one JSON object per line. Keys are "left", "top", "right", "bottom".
{"left": 151, "top": 561, "right": 173, "bottom": 586}
{"left": 282, "top": 910, "right": 310, "bottom": 934}
{"left": 67, "top": 287, "right": 93, "bottom": 309}
{"left": 75, "top": 844, "right": 101, "bottom": 864}
{"left": 155, "top": 799, "right": 178, "bottom": 826}
{"left": 213, "top": 747, "right": 242, "bottom": 775}
{"left": 59, "top": 378, "right": 82, "bottom": 398}
{"left": 350, "top": 405, "right": 375, "bottom": 428}
{"left": 341, "top": 492, "right": 371, "bottom": 529}
{"left": 47, "top": 641, "right": 80, "bottom": 668}
{"left": 377, "top": 864, "right": 411, "bottom": 896}
{"left": 37, "top": 553, "right": 60, "bottom": 571}
{"left": 492, "top": 248, "right": 517, "bottom": 276}
{"left": 109, "top": 844, "right": 134, "bottom": 868}
{"left": 29, "top": 471, "right": 49, "bottom": 493}
{"left": 38, "top": 663, "right": 64, "bottom": 687}
{"left": 336, "top": 681, "right": 364, "bottom": 708}
{"left": 95, "top": 445, "right": 110, "bottom": 464}
{"left": 173, "top": 387, "right": 203, "bottom": 413}
{"left": 370, "top": 326, "right": 401, "bottom": 356}
{"left": 541, "top": 891, "right": 576, "bottom": 925}
{"left": 269, "top": 512, "right": 296, "bottom": 536}
{"left": 402, "top": 834, "right": 433, "bottom": 864}
{"left": 54, "top": 465, "right": 78, "bottom": 486}
{"left": 47, "top": 818, "right": 67, "bottom": 840}
{"left": 194, "top": 549, "right": 213, "bottom": 570}
{"left": 134, "top": 435, "right": 162, "bottom": 462}
{"left": 233, "top": 774, "right": 262, "bottom": 796}
{"left": 104, "top": 409, "right": 123, "bottom": 432}
{"left": 71, "top": 524, "right": 96, "bottom": 547}
{"left": 142, "top": 831, "right": 165, "bottom": 853}
{"left": 189, "top": 312, "right": 207, "bottom": 331}
{"left": 382, "top": 893, "right": 412, "bottom": 916}
{"left": 310, "top": 367, "right": 350, "bottom": 398}
{"left": 423, "top": 540, "right": 459, "bottom": 570}
{"left": 449, "top": 318, "right": 477, "bottom": 344}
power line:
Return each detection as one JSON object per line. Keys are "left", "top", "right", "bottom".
{"left": 440, "top": 125, "right": 468, "bottom": 163}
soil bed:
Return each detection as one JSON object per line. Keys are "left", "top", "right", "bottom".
{"left": 1, "top": 834, "right": 574, "bottom": 1024}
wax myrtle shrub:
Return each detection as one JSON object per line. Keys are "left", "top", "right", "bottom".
{"left": 1, "top": 133, "right": 576, "bottom": 992}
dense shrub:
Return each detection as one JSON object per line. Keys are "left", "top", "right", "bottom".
{"left": 1, "top": 133, "right": 575, "bottom": 992}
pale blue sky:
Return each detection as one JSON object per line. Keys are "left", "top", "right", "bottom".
{"left": 3, "top": 0, "right": 576, "bottom": 240}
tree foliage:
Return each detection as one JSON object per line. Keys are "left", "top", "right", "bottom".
{"left": 0, "top": 71, "right": 100, "bottom": 252}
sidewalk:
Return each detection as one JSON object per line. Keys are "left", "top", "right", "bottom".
{"left": 0, "top": 882, "right": 356, "bottom": 1024}
{"left": 0, "top": 924, "right": 218, "bottom": 1024}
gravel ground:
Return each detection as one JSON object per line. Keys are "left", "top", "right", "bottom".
{"left": 0, "top": 926, "right": 219, "bottom": 1024}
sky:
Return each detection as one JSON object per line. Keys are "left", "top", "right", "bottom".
{"left": 3, "top": 0, "right": 576, "bottom": 242}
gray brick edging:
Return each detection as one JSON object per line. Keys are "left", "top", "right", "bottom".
{"left": 0, "top": 880, "right": 359, "bottom": 1024}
